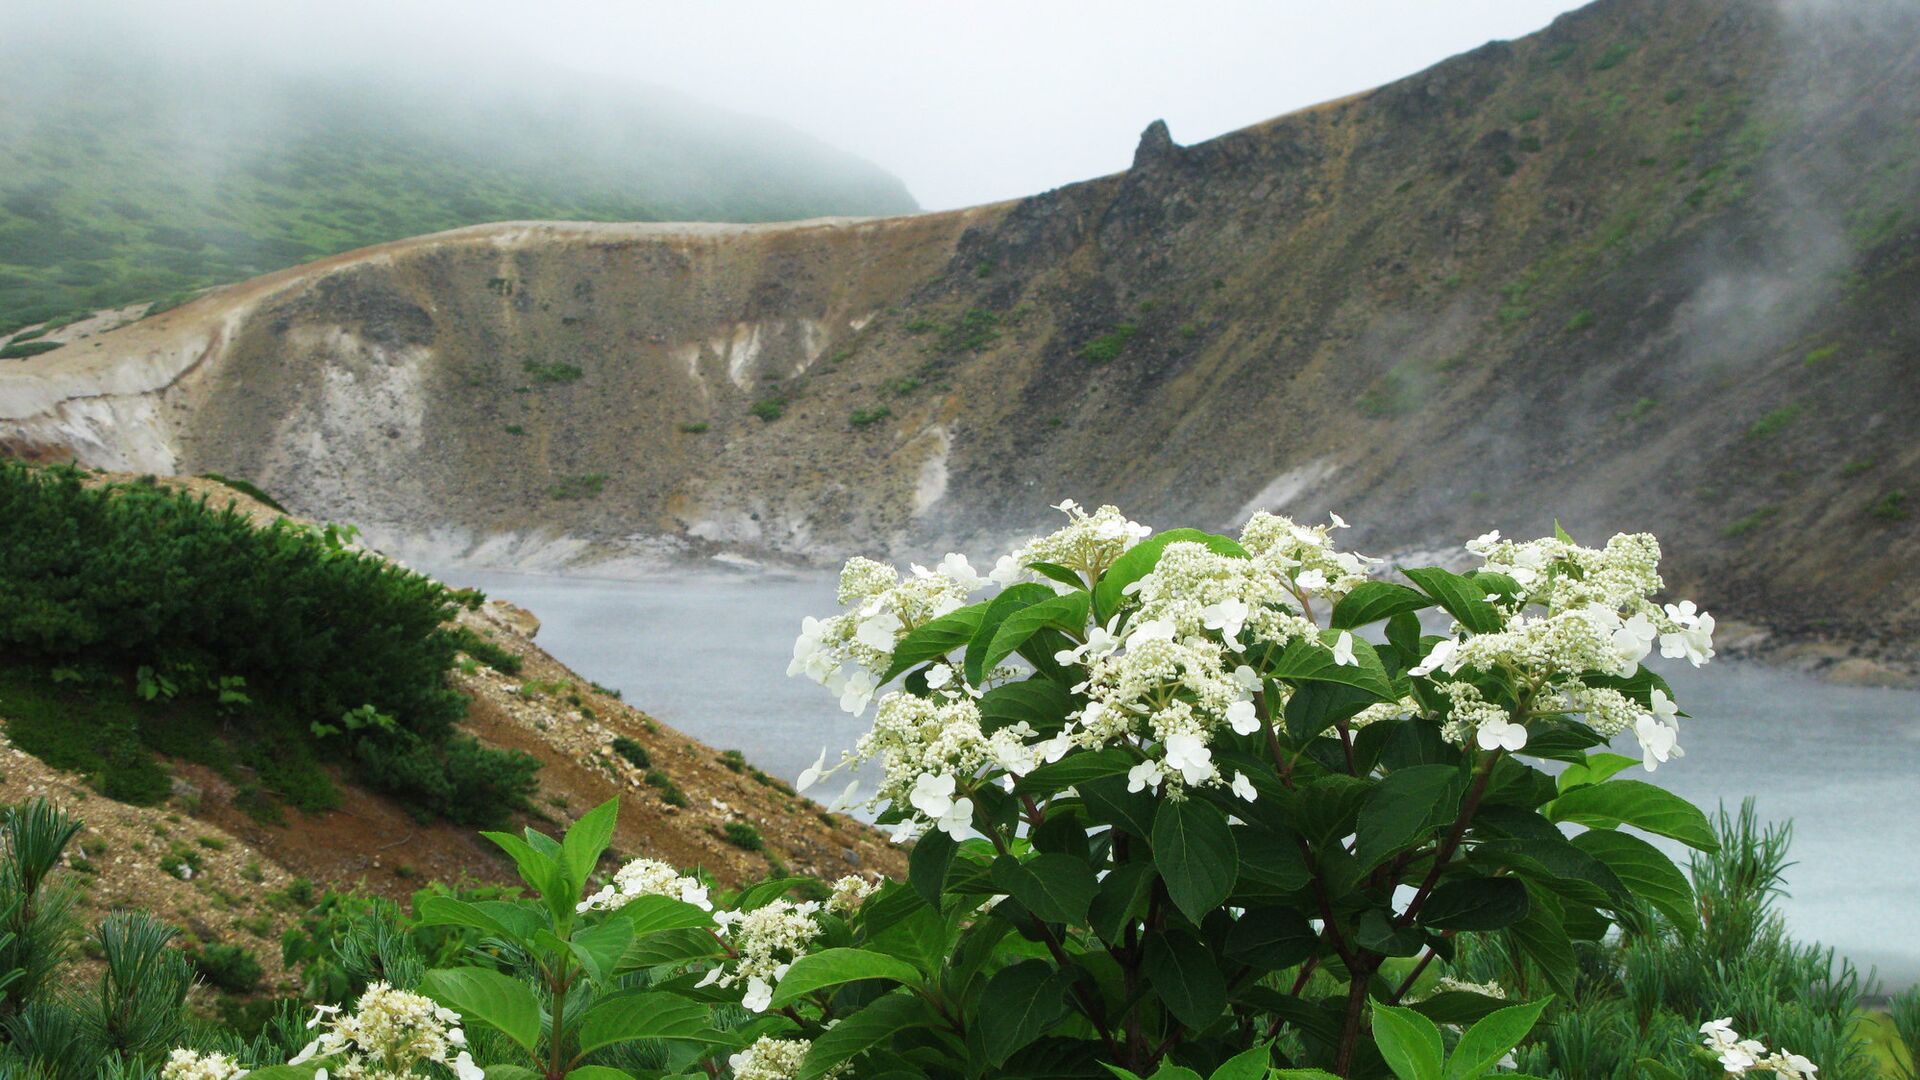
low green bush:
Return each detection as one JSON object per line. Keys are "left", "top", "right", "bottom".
{"left": 721, "top": 822, "right": 763, "bottom": 851}
{"left": 611, "top": 736, "right": 650, "bottom": 768}
{"left": 1080, "top": 322, "right": 1138, "bottom": 362}
{"left": 0, "top": 339, "right": 63, "bottom": 360}
{"left": 187, "top": 943, "right": 262, "bottom": 993}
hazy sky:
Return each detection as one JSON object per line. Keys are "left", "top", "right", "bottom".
{"left": 9, "top": 0, "right": 1591, "bottom": 210}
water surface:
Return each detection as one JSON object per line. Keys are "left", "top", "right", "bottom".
{"left": 438, "top": 567, "right": 1920, "bottom": 987}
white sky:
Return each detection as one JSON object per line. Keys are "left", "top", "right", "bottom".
{"left": 9, "top": 0, "right": 1592, "bottom": 210}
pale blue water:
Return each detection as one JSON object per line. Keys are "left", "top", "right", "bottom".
{"left": 435, "top": 567, "right": 1920, "bottom": 987}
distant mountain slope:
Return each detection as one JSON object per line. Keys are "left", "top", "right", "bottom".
{"left": 0, "top": 53, "right": 916, "bottom": 331}
{"left": 1, "top": 0, "right": 1915, "bottom": 670}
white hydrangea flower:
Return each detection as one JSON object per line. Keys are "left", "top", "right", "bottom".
{"left": 708, "top": 900, "right": 825, "bottom": 1013}
{"left": 1698, "top": 1017, "right": 1816, "bottom": 1078}
{"left": 728, "top": 1035, "right": 850, "bottom": 1080}
{"left": 286, "top": 981, "right": 474, "bottom": 1079}
{"left": 577, "top": 857, "right": 711, "bottom": 913}
{"left": 825, "top": 874, "right": 879, "bottom": 916}
{"left": 160, "top": 1049, "right": 248, "bottom": 1080}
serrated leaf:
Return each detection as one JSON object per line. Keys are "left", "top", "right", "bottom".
{"left": 908, "top": 829, "right": 956, "bottom": 907}
{"left": 1144, "top": 930, "right": 1228, "bottom": 1029}
{"left": 1400, "top": 566, "right": 1503, "bottom": 634}
{"left": 576, "top": 990, "right": 720, "bottom": 1054}
{"left": 1093, "top": 528, "right": 1248, "bottom": 623}
{"left": 1354, "top": 765, "right": 1462, "bottom": 871}
{"left": 1445, "top": 997, "right": 1552, "bottom": 1080}
{"left": 1415, "top": 876, "right": 1530, "bottom": 931}
{"left": 881, "top": 602, "right": 989, "bottom": 682}
{"left": 798, "top": 989, "right": 933, "bottom": 1079}
{"left": 1555, "top": 752, "right": 1640, "bottom": 794}
{"left": 979, "top": 677, "right": 1075, "bottom": 736}
{"left": 1266, "top": 632, "right": 1397, "bottom": 699}
{"left": 421, "top": 967, "right": 541, "bottom": 1054}
{"left": 1014, "top": 746, "right": 1135, "bottom": 796}
{"left": 966, "top": 584, "right": 1056, "bottom": 685}
{"left": 978, "top": 960, "right": 1075, "bottom": 1065}
{"left": 1153, "top": 798, "right": 1238, "bottom": 923}
{"left": 1546, "top": 780, "right": 1718, "bottom": 851}
{"left": 983, "top": 592, "right": 1091, "bottom": 678}
{"left": 1330, "top": 581, "right": 1433, "bottom": 630}
{"left": 991, "top": 853, "right": 1099, "bottom": 924}
{"left": 770, "top": 947, "right": 923, "bottom": 1007}
{"left": 560, "top": 797, "right": 620, "bottom": 894}
{"left": 1571, "top": 829, "right": 1694, "bottom": 928}
{"left": 1370, "top": 1000, "right": 1443, "bottom": 1080}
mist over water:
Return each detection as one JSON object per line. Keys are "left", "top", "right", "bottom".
{"left": 438, "top": 566, "right": 1920, "bottom": 989}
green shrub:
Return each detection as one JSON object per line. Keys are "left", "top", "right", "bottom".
{"left": 889, "top": 376, "right": 922, "bottom": 396}
{"left": 1747, "top": 404, "right": 1801, "bottom": 439}
{"left": 1564, "top": 309, "right": 1595, "bottom": 332}
{"left": 197, "top": 472, "right": 289, "bottom": 513}
{"left": 901, "top": 317, "right": 939, "bottom": 335}
{"left": 187, "top": 942, "right": 262, "bottom": 993}
{"left": 353, "top": 734, "right": 539, "bottom": 828}
{"left": 0, "top": 340, "right": 63, "bottom": 360}
{"left": 749, "top": 394, "right": 787, "bottom": 422}
{"left": 849, "top": 406, "right": 890, "bottom": 428}
{"left": 547, "top": 473, "right": 606, "bottom": 500}
{"left": 643, "top": 769, "right": 688, "bottom": 808}
{"left": 1803, "top": 344, "right": 1840, "bottom": 366}
{"left": 503, "top": 424, "right": 525, "bottom": 435}
{"left": 446, "top": 626, "right": 523, "bottom": 676}
{"left": 718, "top": 749, "right": 746, "bottom": 773}
{"left": 1723, "top": 505, "right": 1782, "bottom": 537}
{"left": 1079, "top": 322, "right": 1138, "bottom": 363}
{"left": 611, "top": 736, "right": 650, "bottom": 769}
{"left": 520, "top": 359, "right": 583, "bottom": 384}
{"left": 1593, "top": 41, "right": 1636, "bottom": 70}
{"left": 1868, "top": 489, "right": 1908, "bottom": 522}
{"left": 721, "top": 822, "right": 763, "bottom": 851}
{"left": 937, "top": 308, "right": 1000, "bottom": 353}
{"left": 1840, "top": 456, "right": 1875, "bottom": 476}
{"left": 678, "top": 421, "right": 709, "bottom": 433}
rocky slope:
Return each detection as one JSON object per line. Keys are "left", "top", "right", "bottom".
{"left": 1, "top": 0, "right": 1915, "bottom": 665}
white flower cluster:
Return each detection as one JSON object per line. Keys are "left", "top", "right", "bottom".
{"left": 577, "top": 857, "right": 712, "bottom": 913}
{"left": 160, "top": 1049, "right": 248, "bottom": 1080}
{"left": 789, "top": 555, "right": 985, "bottom": 716}
{"left": 1700, "top": 1018, "right": 1818, "bottom": 1078}
{"left": 991, "top": 500, "right": 1153, "bottom": 586}
{"left": 1411, "top": 530, "right": 1714, "bottom": 770}
{"left": 825, "top": 874, "right": 879, "bottom": 916}
{"left": 728, "top": 1035, "right": 848, "bottom": 1080}
{"left": 288, "top": 981, "right": 482, "bottom": 1080}
{"left": 698, "top": 898, "right": 824, "bottom": 1012}
{"left": 1239, "top": 510, "right": 1376, "bottom": 606}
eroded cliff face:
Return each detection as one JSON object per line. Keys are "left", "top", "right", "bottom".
{"left": 2, "top": 0, "right": 1916, "bottom": 654}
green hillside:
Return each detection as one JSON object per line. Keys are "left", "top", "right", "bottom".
{"left": 0, "top": 54, "right": 917, "bottom": 332}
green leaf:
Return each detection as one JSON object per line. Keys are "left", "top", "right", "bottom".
{"left": 622, "top": 927, "right": 726, "bottom": 968}
{"left": 979, "top": 677, "right": 1075, "bottom": 736}
{"left": 576, "top": 990, "right": 724, "bottom": 1054}
{"left": 1445, "top": 997, "right": 1552, "bottom": 1080}
{"left": 770, "top": 947, "right": 923, "bottom": 1007}
{"left": 1144, "top": 930, "right": 1228, "bottom": 1029}
{"left": 1015, "top": 747, "right": 1135, "bottom": 796}
{"left": 864, "top": 901, "right": 952, "bottom": 976}
{"left": 416, "top": 895, "right": 522, "bottom": 944}
{"left": 978, "top": 959, "right": 1075, "bottom": 1065}
{"left": 991, "top": 853, "right": 1099, "bottom": 924}
{"left": 1283, "top": 680, "right": 1380, "bottom": 743}
{"left": 482, "top": 1067, "right": 541, "bottom": 1080}
{"left": 1273, "top": 1072, "right": 1345, "bottom": 1080}
{"left": 1331, "top": 582, "right": 1432, "bottom": 630}
{"left": 1554, "top": 752, "right": 1640, "bottom": 794}
{"left": 1370, "top": 1000, "right": 1444, "bottom": 1080}
{"left": 480, "top": 830, "right": 568, "bottom": 909}
{"left": 881, "top": 602, "right": 988, "bottom": 682}
{"left": 565, "top": 919, "right": 636, "bottom": 983}
{"left": 1407, "top": 991, "right": 1513, "bottom": 1026}
{"left": 1400, "top": 566, "right": 1504, "bottom": 634}
{"left": 1209, "top": 1048, "right": 1277, "bottom": 1080}
{"left": 1415, "top": 877, "right": 1531, "bottom": 931}
{"left": 1354, "top": 765, "right": 1463, "bottom": 871}
{"left": 966, "top": 584, "right": 1056, "bottom": 685}
{"left": 1235, "top": 825, "right": 1313, "bottom": 891}
{"left": 1093, "top": 528, "right": 1248, "bottom": 623}
{"left": 1266, "top": 632, "right": 1397, "bottom": 699}
{"left": 567, "top": 1068, "right": 637, "bottom": 1080}
{"left": 1027, "top": 561, "right": 1091, "bottom": 590}
{"left": 1571, "top": 829, "right": 1695, "bottom": 928}
{"left": 735, "top": 877, "right": 818, "bottom": 910}
{"left": 1506, "top": 886, "right": 1576, "bottom": 1002}
{"left": 1225, "top": 907, "right": 1316, "bottom": 970}
{"left": 1080, "top": 775, "right": 1158, "bottom": 840}
{"left": 983, "top": 592, "right": 1091, "bottom": 677}
{"left": 798, "top": 989, "right": 934, "bottom": 1080}
{"left": 603, "top": 895, "right": 714, "bottom": 938}
{"left": 1634, "top": 1061, "right": 1687, "bottom": 1080}
{"left": 908, "top": 829, "right": 956, "bottom": 907}
{"left": 560, "top": 797, "right": 620, "bottom": 894}
{"left": 421, "top": 967, "right": 542, "bottom": 1054}
{"left": 1546, "top": 780, "right": 1719, "bottom": 851}
{"left": 1090, "top": 862, "right": 1155, "bottom": 945}
{"left": 1152, "top": 797, "right": 1239, "bottom": 923}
